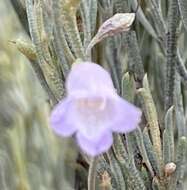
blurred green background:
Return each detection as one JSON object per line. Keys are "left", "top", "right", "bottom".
{"left": 0, "top": 1, "right": 80, "bottom": 189}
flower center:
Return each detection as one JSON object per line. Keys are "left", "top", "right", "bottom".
{"left": 75, "top": 97, "right": 108, "bottom": 128}
{"left": 76, "top": 97, "right": 105, "bottom": 112}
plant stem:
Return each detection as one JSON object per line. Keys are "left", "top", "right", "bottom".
{"left": 88, "top": 156, "right": 98, "bottom": 190}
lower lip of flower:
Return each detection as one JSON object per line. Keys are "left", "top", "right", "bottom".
{"left": 74, "top": 97, "right": 111, "bottom": 129}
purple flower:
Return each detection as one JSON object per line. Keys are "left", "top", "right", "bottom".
{"left": 50, "top": 62, "right": 142, "bottom": 156}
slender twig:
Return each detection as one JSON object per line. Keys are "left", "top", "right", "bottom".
{"left": 164, "top": 0, "right": 179, "bottom": 110}
{"left": 88, "top": 156, "right": 98, "bottom": 190}
{"left": 25, "top": 0, "right": 58, "bottom": 104}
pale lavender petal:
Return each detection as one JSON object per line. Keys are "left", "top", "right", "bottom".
{"left": 66, "top": 62, "right": 116, "bottom": 97}
{"left": 76, "top": 132, "right": 113, "bottom": 156}
{"left": 50, "top": 98, "right": 77, "bottom": 136}
{"left": 110, "top": 97, "right": 142, "bottom": 133}
{"left": 73, "top": 96, "right": 114, "bottom": 140}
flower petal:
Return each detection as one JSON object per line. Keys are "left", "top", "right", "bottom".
{"left": 73, "top": 96, "right": 114, "bottom": 140}
{"left": 50, "top": 98, "right": 77, "bottom": 136}
{"left": 111, "top": 97, "right": 142, "bottom": 133}
{"left": 76, "top": 132, "right": 113, "bottom": 156}
{"left": 66, "top": 62, "right": 116, "bottom": 97}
